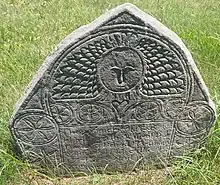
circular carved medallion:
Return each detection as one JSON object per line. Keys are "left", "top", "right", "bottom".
{"left": 13, "top": 112, "right": 57, "bottom": 145}
{"left": 51, "top": 104, "right": 73, "bottom": 124}
{"left": 99, "top": 47, "right": 144, "bottom": 93}
{"left": 175, "top": 103, "right": 214, "bottom": 135}
{"left": 77, "top": 104, "right": 103, "bottom": 123}
{"left": 134, "top": 101, "right": 160, "bottom": 121}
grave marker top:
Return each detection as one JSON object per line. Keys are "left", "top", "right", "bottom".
{"left": 9, "top": 3, "right": 216, "bottom": 174}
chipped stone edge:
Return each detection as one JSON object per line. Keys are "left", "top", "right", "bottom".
{"left": 10, "top": 3, "right": 216, "bottom": 124}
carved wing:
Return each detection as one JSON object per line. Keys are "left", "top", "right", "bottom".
{"left": 139, "top": 38, "right": 186, "bottom": 96}
{"left": 51, "top": 40, "right": 109, "bottom": 100}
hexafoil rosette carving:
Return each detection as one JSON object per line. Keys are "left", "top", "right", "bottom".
{"left": 9, "top": 3, "right": 216, "bottom": 174}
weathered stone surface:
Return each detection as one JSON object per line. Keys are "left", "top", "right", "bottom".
{"left": 9, "top": 3, "right": 216, "bottom": 174}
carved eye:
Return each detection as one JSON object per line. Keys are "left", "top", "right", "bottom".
{"left": 110, "top": 66, "right": 120, "bottom": 71}
{"left": 110, "top": 66, "right": 121, "bottom": 75}
{"left": 123, "top": 66, "right": 135, "bottom": 74}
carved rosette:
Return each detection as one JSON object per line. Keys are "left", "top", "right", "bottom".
{"left": 175, "top": 103, "right": 215, "bottom": 136}
{"left": 12, "top": 111, "right": 58, "bottom": 146}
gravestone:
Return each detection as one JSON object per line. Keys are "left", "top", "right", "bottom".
{"left": 9, "top": 3, "right": 216, "bottom": 174}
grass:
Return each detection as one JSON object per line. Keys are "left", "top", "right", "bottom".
{"left": 0, "top": 0, "right": 220, "bottom": 184}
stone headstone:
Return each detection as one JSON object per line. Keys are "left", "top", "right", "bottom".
{"left": 9, "top": 3, "right": 216, "bottom": 174}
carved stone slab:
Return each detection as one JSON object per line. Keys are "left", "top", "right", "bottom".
{"left": 9, "top": 3, "right": 216, "bottom": 174}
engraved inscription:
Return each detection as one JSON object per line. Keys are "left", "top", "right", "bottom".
{"left": 60, "top": 122, "right": 173, "bottom": 170}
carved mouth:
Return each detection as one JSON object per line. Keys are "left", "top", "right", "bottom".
{"left": 117, "top": 82, "right": 126, "bottom": 87}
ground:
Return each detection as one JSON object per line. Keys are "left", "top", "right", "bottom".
{"left": 0, "top": 0, "right": 220, "bottom": 184}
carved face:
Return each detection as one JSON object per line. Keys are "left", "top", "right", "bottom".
{"left": 99, "top": 47, "right": 143, "bottom": 92}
